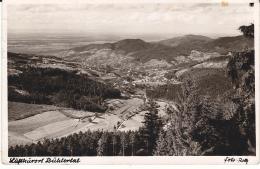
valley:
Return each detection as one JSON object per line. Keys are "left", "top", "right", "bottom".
{"left": 5, "top": 0, "right": 256, "bottom": 157}
{"left": 7, "top": 34, "right": 253, "bottom": 147}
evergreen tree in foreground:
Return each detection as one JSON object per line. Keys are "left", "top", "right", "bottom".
{"left": 227, "top": 23, "right": 255, "bottom": 154}
{"left": 141, "top": 100, "right": 163, "bottom": 155}
{"left": 155, "top": 24, "right": 255, "bottom": 156}
{"left": 154, "top": 81, "right": 202, "bottom": 156}
{"left": 97, "top": 132, "right": 108, "bottom": 156}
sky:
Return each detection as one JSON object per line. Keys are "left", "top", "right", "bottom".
{"left": 8, "top": 2, "right": 254, "bottom": 39}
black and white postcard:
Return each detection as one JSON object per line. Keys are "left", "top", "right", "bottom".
{"left": 1, "top": 0, "right": 259, "bottom": 165}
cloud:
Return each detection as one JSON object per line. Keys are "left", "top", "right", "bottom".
{"left": 8, "top": 2, "right": 254, "bottom": 37}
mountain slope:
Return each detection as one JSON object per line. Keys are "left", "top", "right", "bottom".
{"left": 204, "top": 35, "right": 254, "bottom": 53}
{"left": 60, "top": 35, "right": 253, "bottom": 67}
{"left": 158, "top": 34, "right": 213, "bottom": 47}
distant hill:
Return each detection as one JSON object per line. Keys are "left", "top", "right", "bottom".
{"left": 60, "top": 34, "right": 253, "bottom": 66}
{"left": 204, "top": 35, "right": 254, "bottom": 53}
{"left": 113, "top": 39, "right": 152, "bottom": 53}
{"left": 158, "top": 34, "right": 213, "bottom": 47}
{"left": 62, "top": 38, "right": 198, "bottom": 64}
{"left": 72, "top": 39, "right": 151, "bottom": 54}
{"left": 158, "top": 35, "right": 253, "bottom": 54}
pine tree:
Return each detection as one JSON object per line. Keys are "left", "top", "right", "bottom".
{"left": 141, "top": 100, "right": 162, "bottom": 155}
{"left": 97, "top": 132, "right": 108, "bottom": 156}
{"left": 154, "top": 104, "right": 201, "bottom": 156}
{"left": 129, "top": 131, "right": 136, "bottom": 156}
{"left": 120, "top": 132, "right": 126, "bottom": 156}
{"left": 112, "top": 126, "right": 117, "bottom": 155}
{"left": 226, "top": 24, "right": 255, "bottom": 154}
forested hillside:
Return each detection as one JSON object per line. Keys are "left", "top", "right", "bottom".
{"left": 8, "top": 66, "right": 121, "bottom": 112}
{"left": 154, "top": 24, "right": 255, "bottom": 156}
{"left": 146, "top": 68, "right": 234, "bottom": 103}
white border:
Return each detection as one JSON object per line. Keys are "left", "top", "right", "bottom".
{"left": 1, "top": 0, "right": 260, "bottom": 165}
{"left": 4, "top": 0, "right": 258, "bottom": 4}
{"left": 1, "top": 0, "right": 8, "bottom": 165}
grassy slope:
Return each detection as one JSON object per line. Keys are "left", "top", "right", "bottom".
{"left": 8, "top": 101, "right": 59, "bottom": 121}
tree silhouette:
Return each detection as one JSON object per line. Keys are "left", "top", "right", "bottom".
{"left": 141, "top": 100, "right": 162, "bottom": 155}
{"left": 239, "top": 23, "right": 254, "bottom": 38}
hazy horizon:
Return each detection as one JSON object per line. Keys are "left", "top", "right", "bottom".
{"left": 8, "top": 2, "right": 254, "bottom": 41}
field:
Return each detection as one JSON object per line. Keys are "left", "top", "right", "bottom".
{"left": 8, "top": 102, "right": 59, "bottom": 121}
{"left": 8, "top": 98, "right": 169, "bottom": 147}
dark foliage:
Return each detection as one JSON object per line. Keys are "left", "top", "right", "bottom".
{"left": 155, "top": 79, "right": 249, "bottom": 156}
{"left": 9, "top": 130, "right": 102, "bottom": 156}
{"left": 147, "top": 68, "right": 234, "bottom": 103}
{"left": 226, "top": 50, "right": 255, "bottom": 153}
{"left": 179, "top": 68, "right": 234, "bottom": 99}
{"left": 140, "top": 100, "right": 163, "bottom": 155}
{"left": 8, "top": 66, "right": 121, "bottom": 112}
{"left": 154, "top": 24, "right": 255, "bottom": 156}
{"left": 146, "top": 83, "right": 184, "bottom": 103}
{"left": 226, "top": 23, "right": 255, "bottom": 153}
{"left": 239, "top": 23, "right": 254, "bottom": 39}
{"left": 9, "top": 129, "right": 153, "bottom": 156}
